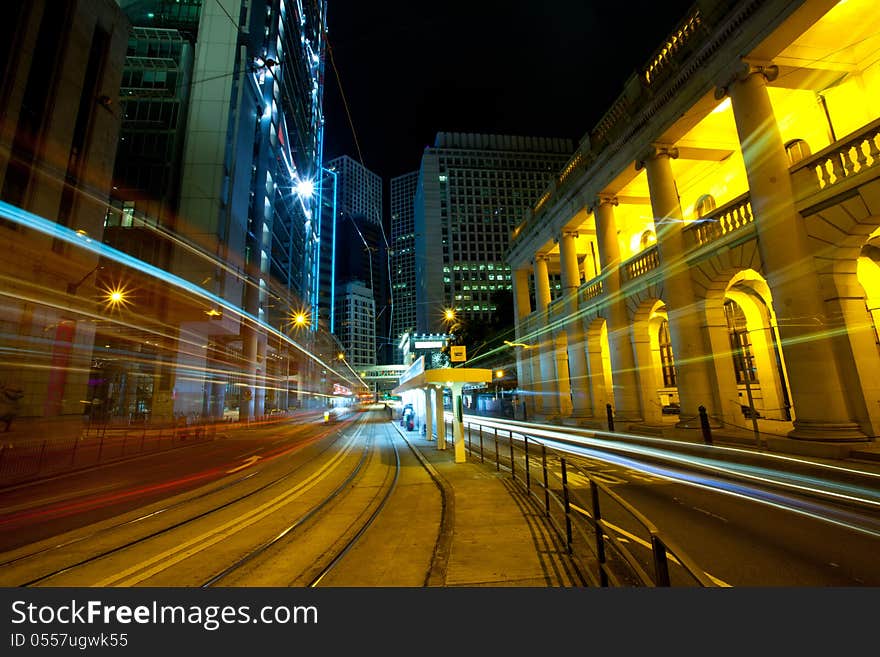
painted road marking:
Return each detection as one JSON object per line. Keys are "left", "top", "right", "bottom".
{"left": 570, "top": 503, "right": 730, "bottom": 587}
{"left": 226, "top": 455, "right": 261, "bottom": 474}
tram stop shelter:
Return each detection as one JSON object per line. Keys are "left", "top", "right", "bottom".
{"left": 392, "top": 356, "right": 493, "bottom": 463}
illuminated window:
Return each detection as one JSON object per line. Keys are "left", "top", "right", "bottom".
{"left": 784, "top": 139, "right": 811, "bottom": 166}
{"left": 724, "top": 300, "right": 758, "bottom": 384}
{"left": 121, "top": 201, "right": 135, "bottom": 227}
{"left": 694, "top": 194, "right": 716, "bottom": 219}
{"left": 658, "top": 320, "right": 677, "bottom": 387}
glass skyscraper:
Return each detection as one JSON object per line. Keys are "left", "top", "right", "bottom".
{"left": 414, "top": 133, "right": 573, "bottom": 334}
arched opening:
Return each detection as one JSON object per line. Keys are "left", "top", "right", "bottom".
{"left": 694, "top": 194, "right": 717, "bottom": 219}
{"left": 646, "top": 302, "right": 679, "bottom": 418}
{"left": 585, "top": 318, "right": 614, "bottom": 417}
{"left": 857, "top": 235, "right": 880, "bottom": 348}
{"left": 784, "top": 138, "right": 812, "bottom": 165}
{"left": 723, "top": 271, "right": 792, "bottom": 425}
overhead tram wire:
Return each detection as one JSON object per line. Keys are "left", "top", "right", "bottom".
{"left": 310, "top": 0, "right": 399, "bottom": 359}
{"left": 313, "top": 0, "right": 366, "bottom": 168}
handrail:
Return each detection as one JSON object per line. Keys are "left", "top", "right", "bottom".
{"left": 684, "top": 192, "right": 752, "bottom": 247}
{"left": 621, "top": 245, "right": 660, "bottom": 282}
{"left": 790, "top": 116, "right": 880, "bottom": 197}
{"left": 460, "top": 417, "right": 716, "bottom": 587}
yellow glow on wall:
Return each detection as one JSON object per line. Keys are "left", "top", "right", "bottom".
{"left": 822, "top": 60, "right": 880, "bottom": 138}
{"left": 857, "top": 255, "right": 880, "bottom": 310}
{"left": 768, "top": 87, "right": 833, "bottom": 156}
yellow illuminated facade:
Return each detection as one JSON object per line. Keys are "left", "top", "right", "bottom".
{"left": 508, "top": 0, "right": 880, "bottom": 447}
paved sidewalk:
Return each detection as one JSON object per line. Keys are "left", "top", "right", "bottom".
{"left": 393, "top": 425, "right": 586, "bottom": 587}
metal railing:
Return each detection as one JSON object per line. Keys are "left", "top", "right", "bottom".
{"left": 451, "top": 417, "right": 716, "bottom": 587}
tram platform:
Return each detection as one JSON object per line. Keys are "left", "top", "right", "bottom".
{"left": 384, "top": 421, "right": 586, "bottom": 587}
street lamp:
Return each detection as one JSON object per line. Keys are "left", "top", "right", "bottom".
{"left": 102, "top": 284, "right": 131, "bottom": 311}
{"left": 287, "top": 309, "right": 310, "bottom": 330}
{"left": 495, "top": 369, "right": 504, "bottom": 399}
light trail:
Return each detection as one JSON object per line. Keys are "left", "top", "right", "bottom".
{"left": 0, "top": 200, "right": 358, "bottom": 388}
{"left": 459, "top": 415, "right": 880, "bottom": 537}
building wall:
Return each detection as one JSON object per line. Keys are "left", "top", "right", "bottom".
{"left": 389, "top": 170, "right": 419, "bottom": 362}
{"left": 325, "top": 155, "right": 383, "bottom": 226}
{"left": 335, "top": 281, "right": 377, "bottom": 370}
{"left": 324, "top": 155, "right": 389, "bottom": 364}
{"left": 415, "top": 133, "right": 573, "bottom": 333}
{"left": 0, "top": 0, "right": 129, "bottom": 422}
{"left": 97, "top": 0, "right": 327, "bottom": 421}
{"left": 506, "top": 0, "right": 880, "bottom": 444}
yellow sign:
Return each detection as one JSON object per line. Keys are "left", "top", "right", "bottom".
{"left": 450, "top": 345, "right": 466, "bottom": 362}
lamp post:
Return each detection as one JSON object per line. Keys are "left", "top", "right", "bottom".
{"left": 504, "top": 340, "right": 532, "bottom": 421}
{"left": 495, "top": 369, "right": 504, "bottom": 399}
{"left": 287, "top": 309, "right": 311, "bottom": 407}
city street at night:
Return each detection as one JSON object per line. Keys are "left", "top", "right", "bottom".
{"left": 2, "top": 0, "right": 880, "bottom": 634}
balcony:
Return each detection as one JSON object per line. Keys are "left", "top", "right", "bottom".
{"left": 791, "top": 117, "right": 880, "bottom": 214}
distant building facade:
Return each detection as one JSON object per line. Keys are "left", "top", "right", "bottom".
{"left": 414, "top": 132, "right": 573, "bottom": 334}
{"left": 334, "top": 281, "right": 376, "bottom": 371}
{"left": 389, "top": 170, "right": 419, "bottom": 363}
{"left": 324, "top": 155, "right": 389, "bottom": 366}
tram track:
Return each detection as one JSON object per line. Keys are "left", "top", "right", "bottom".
{"left": 0, "top": 425, "right": 339, "bottom": 574}
{"left": 1, "top": 408, "right": 449, "bottom": 588}
{"left": 0, "top": 417, "right": 361, "bottom": 586}
{"left": 200, "top": 417, "right": 401, "bottom": 587}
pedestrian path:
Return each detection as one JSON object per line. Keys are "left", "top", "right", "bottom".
{"left": 392, "top": 424, "right": 587, "bottom": 587}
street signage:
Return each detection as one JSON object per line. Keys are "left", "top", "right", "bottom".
{"left": 450, "top": 345, "right": 466, "bottom": 362}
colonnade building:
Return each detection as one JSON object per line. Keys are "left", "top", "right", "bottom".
{"left": 508, "top": 0, "right": 880, "bottom": 447}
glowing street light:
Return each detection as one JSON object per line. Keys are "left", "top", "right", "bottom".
{"left": 495, "top": 368, "right": 504, "bottom": 399}
{"left": 285, "top": 309, "right": 310, "bottom": 332}
{"left": 295, "top": 178, "right": 314, "bottom": 199}
{"left": 102, "top": 284, "right": 130, "bottom": 310}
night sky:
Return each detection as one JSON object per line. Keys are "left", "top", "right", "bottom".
{"left": 322, "top": 1, "right": 696, "bottom": 183}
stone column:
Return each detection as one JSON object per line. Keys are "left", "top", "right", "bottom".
{"left": 254, "top": 337, "right": 266, "bottom": 417}
{"left": 449, "top": 382, "right": 466, "bottom": 463}
{"left": 534, "top": 255, "right": 552, "bottom": 311}
{"left": 512, "top": 265, "right": 536, "bottom": 419}
{"left": 534, "top": 255, "right": 559, "bottom": 417}
{"left": 722, "top": 61, "right": 865, "bottom": 440}
{"left": 639, "top": 145, "right": 719, "bottom": 425}
{"left": 423, "top": 386, "right": 434, "bottom": 440}
{"left": 559, "top": 231, "right": 591, "bottom": 417}
{"left": 585, "top": 324, "right": 610, "bottom": 417}
{"left": 241, "top": 324, "right": 258, "bottom": 420}
{"left": 593, "top": 196, "right": 642, "bottom": 421}
{"left": 434, "top": 386, "right": 446, "bottom": 450}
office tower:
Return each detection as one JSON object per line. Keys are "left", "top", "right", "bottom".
{"left": 102, "top": 0, "right": 327, "bottom": 421}
{"left": 414, "top": 132, "right": 573, "bottom": 334}
{"left": 0, "top": 0, "right": 128, "bottom": 424}
{"left": 334, "top": 281, "right": 376, "bottom": 371}
{"left": 389, "top": 170, "right": 418, "bottom": 363}
{"left": 316, "top": 166, "right": 338, "bottom": 333}
{"left": 324, "top": 155, "right": 382, "bottom": 226}
{"left": 323, "top": 155, "right": 388, "bottom": 366}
